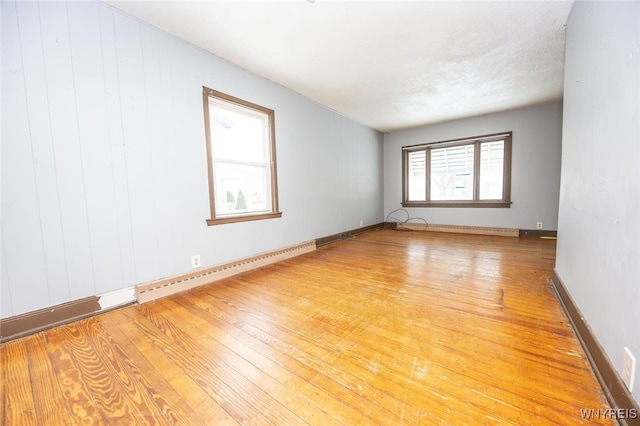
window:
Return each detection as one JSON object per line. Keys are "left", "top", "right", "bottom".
{"left": 203, "top": 87, "right": 281, "bottom": 225}
{"left": 402, "top": 132, "right": 512, "bottom": 208}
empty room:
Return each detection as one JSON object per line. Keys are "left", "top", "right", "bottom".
{"left": 1, "top": 0, "right": 638, "bottom": 424}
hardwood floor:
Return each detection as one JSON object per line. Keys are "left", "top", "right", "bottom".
{"left": 1, "top": 230, "right": 614, "bottom": 425}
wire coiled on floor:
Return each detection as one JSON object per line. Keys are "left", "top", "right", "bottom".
{"left": 384, "top": 208, "right": 428, "bottom": 231}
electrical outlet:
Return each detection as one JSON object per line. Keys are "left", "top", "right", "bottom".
{"left": 622, "top": 347, "right": 636, "bottom": 391}
{"left": 359, "top": 220, "right": 363, "bottom": 227}
{"left": 536, "top": 222, "right": 543, "bottom": 229}
{"left": 191, "top": 254, "right": 201, "bottom": 269}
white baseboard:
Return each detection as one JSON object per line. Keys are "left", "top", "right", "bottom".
{"left": 98, "top": 286, "right": 136, "bottom": 310}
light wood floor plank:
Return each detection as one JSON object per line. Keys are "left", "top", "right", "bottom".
{"left": 42, "top": 327, "right": 105, "bottom": 425}
{"left": 59, "top": 321, "right": 166, "bottom": 424}
{"left": 206, "top": 279, "right": 450, "bottom": 424}
{"left": 145, "top": 301, "right": 307, "bottom": 425}
{"left": 0, "top": 343, "right": 5, "bottom": 426}
{"left": 161, "top": 299, "right": 327, "bottom": 425}
{"left": 190, "top": 284, "right": 407, "bottom": 424}
{"left": 166, "top": 294, "right": 369, "bottom": 426}
{"left": 25, "top": 333, "right": 73, "bottom": 425}
{"left": 170, "top": 291, "right": 378, "bottom": 425}
{"left": 2, "top": 339, "right": 37, "bottom": 425}
{"left": 114, "top": 307, "right": 240, "bottom": 425}
{"left": 89, "top": 314, "right": 207, "bottom": 425}
{"left": 220, "top": 276, "right": 518, "bottom": 424}
{"left": 1, "top": 230, "right": 615, "bottom": 425}
{"left": 135, "top": 302, "right": 301, "bottom": 425}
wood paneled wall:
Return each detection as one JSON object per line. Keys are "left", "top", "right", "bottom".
{"left": 1, "top": 0, "right": 384, "bottom": 319}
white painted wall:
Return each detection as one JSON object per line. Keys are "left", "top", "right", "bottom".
{"left": 557, "top": 0, "right": 639, "bottom": 402}
{"left": 383, "top": 102, "right": 563, "bottom": 229}
{"left": 1, "top": 0, "right": 383, "bottom": 318}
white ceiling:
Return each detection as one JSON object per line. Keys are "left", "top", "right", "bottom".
{"left": 106, "top": 0, "right": 574, "bottom": 133}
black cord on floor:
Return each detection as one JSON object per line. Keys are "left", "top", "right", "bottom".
{"left": 384, "top": 208, "right": 428, "bottom": 231}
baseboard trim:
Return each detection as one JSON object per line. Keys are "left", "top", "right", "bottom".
{"left": 0, "top": 224, "right": 385, "bottom": 340}
{"left": 391, "top": 222, "right": 519, "bottom": 237}
{"left": 136, "top": 240, "right": 317, "bottom": 304}
{"left": 98, "top": 287, "right": 136, "bottom": 310}
{"left": 519, "top": 229, "right": 558, "bottom": 238}
{"left": 315, "top": 232, "right": 347, "bottom": 247}
{"left": 315, "top": 223, "right": 384, "bottom": 247}
{"left": 0, "top": 296, "right": 101, "bottom": 342}
{"left": 551, "top": 270, "right": 639, "bottom": 424}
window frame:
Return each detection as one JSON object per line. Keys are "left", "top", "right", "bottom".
{"left": 202, "top": 87, "right": 282, "bottom": 225}
{"left": 402, "top": 132, "right": 512, "bottom": 208}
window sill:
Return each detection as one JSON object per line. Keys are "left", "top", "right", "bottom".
{"left": 206, "top": 211, "right": 282, "bottom": 226}
{"left": 402, "top": 201, "right": 511, "bottom": 208}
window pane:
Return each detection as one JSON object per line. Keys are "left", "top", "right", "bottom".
{"left": 401, "top": 132, "right": 511, "bottom": 207}
{"left": 203, "top": 88, "right": 280, "bottom": 224}
{"left": 209, "top": 99, "right": 269, "bottom": 164}
{"left": 430, "top": 144, "right": 474, "bottom": 200}
{"left": 214, "top": 162, "right": 271, "bottom": 215}
{"left": 407, "top": 151, "right": 426, "bottom": 201}
{"left": 479, "top": 141, "right": 504, "bottom": 200}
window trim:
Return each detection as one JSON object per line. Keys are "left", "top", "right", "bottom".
{"left": 203, "top": 87, "right": 282, "bottom": 225}
{"left": 401, "top": 132, "right": 512, "bottom": 208}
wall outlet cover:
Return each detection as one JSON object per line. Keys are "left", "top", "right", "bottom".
{"left": 622, "top": 347, "right": 636, "bottom": 392}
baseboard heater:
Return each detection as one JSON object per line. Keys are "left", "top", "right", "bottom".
{"left": 136, "top": 240, "right": 316, "bottom": 304}
{"left": 394, "top": 222, "right": 520, "bottom": 237}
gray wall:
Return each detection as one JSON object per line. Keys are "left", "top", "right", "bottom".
{"left": 557, "top": 0, "right": 639, "bottom": 401}
{"left": 1, "top": 0, "right": 383, "bottom": 318}
{"left": 383, "top": 102, "right": 563, "bottom": 229}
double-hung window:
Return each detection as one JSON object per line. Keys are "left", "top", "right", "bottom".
{"left": 203, "top": 87, "right": 281, "bottom": 225}
{"left": 402, "top": 132, "right": 512, "bottom": 208}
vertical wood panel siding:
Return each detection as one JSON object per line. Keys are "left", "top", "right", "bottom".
{"left": 20, "top": 1, "right": 72, "bottom": 305}
{"left": 68, "top": 1, "right": 123, "bottom": 296}
{"left": 40, "top": 1, "right": 97, "bottom": 301}
{"left": 0, "top": 0, "right": 384, "bottom": 318}
{"left": 3, "top": 1, "right": 52, "bottom": 313}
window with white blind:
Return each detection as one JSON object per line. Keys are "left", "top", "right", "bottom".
{"left": 402, "top": 132, "right": 512, "bottom": 208}
{"left": 203, "top": 87, "right": 281, "bottom": 225}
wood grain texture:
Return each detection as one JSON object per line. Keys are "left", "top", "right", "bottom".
{"left": 0, "top": 230, "right": 614, "bottom": 424}
{"left": 25, "top": 334, "right": 72, "bottom": 425}
{"left": 0, "top": 344, "right": 5, "bottom": 426}
{"left": 44, "top": 327, "right": 104, "bottom": 424}
{"left": 2, "top": 340, "right": 37, "bottom": 425}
